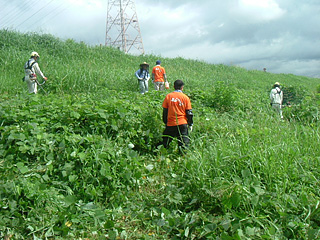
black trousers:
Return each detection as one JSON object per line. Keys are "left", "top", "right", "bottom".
{"left": 162, "top": 124, "right": 189, "bottom": 149}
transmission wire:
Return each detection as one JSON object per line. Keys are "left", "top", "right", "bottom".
{"left": 15, "top": 0, "right": 55, "bottom": 29}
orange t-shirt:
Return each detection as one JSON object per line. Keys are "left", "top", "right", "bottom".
{"left": 162, "top": 91, "right": 192, "bottom": 126}
{"left": 152, "top": 65, "right": 166, "bottom": 82}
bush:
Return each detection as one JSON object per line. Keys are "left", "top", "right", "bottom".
{"left": 189, "top": 81, "right": 238, "bottom": 112}
{"left": 286, "top": 93, "right": 320, "bottom": 124}
{"left": 282, "top": 85, "right": 306, "bottom": 105}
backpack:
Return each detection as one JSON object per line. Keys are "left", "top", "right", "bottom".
{"left": 25, "top": 59, "right": 37, "bottom": 71}
{"left": 271, "top": 87, "right": 282, "bottom": 104}
{"left": 22, "top": 59, "right": 37, "bottom": 81}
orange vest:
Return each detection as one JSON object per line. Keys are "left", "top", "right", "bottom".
{"left": 162, "top": 91, "right": 192, "bottom": 126}
{"left": 152, "top": 65, "right": 166, "bottom": 82}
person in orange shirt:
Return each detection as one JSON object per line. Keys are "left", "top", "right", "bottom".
{"left": 152, "top": 60, "right": 167, "bottom": 91}
{"left": 162, "top": 79, "right": 193, "bottom": 150}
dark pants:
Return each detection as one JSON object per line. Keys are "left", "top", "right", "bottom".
{"left": 162, "top": 124, "right": 189, "bottom": 149}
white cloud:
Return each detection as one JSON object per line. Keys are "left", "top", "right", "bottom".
{"left": 66, "top": 0, "right": 103, "bottom": 9}
{"left": 234, "top": 0, "right": 286, "bottom": 22}
{"left": 0, "top": 0, "right": 319, "bottom": 78}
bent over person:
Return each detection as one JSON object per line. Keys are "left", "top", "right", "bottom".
{"left": 162, "top": 80, "right": 193, "bottom": 151}
{"left": 24, "top": 52, "right": 47, "bottom": 94}
{"left": 270, "top": 82, "right": 283, "bottom": 119}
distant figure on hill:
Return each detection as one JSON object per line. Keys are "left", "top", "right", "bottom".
{"left": 23, "top": 52, "right": 47, "bottom": 94}
{"left": 135, "top": 62, "right": 150, "bottom": 94}
{"left": 152, "top": 60, "right": 167, "bottom": 91}
{"left": 162, "top": 80, "right": 193, "bottom": 152}
{"left": 270, "top": 82, "right": 283, "bottom": 119}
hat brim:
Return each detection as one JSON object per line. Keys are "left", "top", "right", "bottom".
{"left": 140, "top": 64, "right": 149, "bottom": 67}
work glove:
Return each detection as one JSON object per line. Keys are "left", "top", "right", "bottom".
{"left": 188, "top": 125, "right": 193, "bottom": 132}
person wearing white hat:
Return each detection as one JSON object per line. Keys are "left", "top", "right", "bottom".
{"left": 23, "top": 51, "right": 47, "bottom": 94}
{"left": 135, "top": 62, "right": 150, "bottom": 94}
{"left": 270, "top": 82, "right": 283, "bottom": 119}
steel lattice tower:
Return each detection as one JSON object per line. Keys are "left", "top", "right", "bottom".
{"left": 105, "top": 0, "right": 144, "bottom": 54}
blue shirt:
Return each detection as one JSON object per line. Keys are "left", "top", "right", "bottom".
{"left": 135, "top": 69, "right": 150, "bottom": 80}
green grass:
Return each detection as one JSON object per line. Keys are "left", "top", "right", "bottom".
{"left": 0, "top": 30, "right": 320, "bottom": 239}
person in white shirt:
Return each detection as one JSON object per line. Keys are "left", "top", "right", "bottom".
{"left": 135, "top": 62, "right": 150, "bottom": 94}
{"left": 24, "top": 52, "right": 47, "bottom": 94}
{"left": 270, "top": 82, "right": 283, "bottom": 119}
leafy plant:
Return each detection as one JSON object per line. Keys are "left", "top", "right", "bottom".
{"left": 0, "top": 30, "right": 319, "bottom": 239}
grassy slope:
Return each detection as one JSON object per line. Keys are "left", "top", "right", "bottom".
{"left": 0, "top": 30, "right": 320, "bottom": 239}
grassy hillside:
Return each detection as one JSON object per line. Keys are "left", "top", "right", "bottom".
{"left": 0, "top": 30, "right": 320, "bottom": 239}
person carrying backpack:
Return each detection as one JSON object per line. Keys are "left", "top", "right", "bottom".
{"left": 270, "top": 82, "right": 283, "bottom": 119}
{"left": 135, "top": 62, "right": 150, "bottom": 94}
{"left": 24, "top": 52, "right": 47, "bottom": 94}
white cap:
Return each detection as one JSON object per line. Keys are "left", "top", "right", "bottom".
{"left": 31, "top": 51, "right": 40, "bottom": 58}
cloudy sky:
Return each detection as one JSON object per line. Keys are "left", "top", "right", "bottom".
{"left": 1, "top": 0, "right": 319, "bottom": 78}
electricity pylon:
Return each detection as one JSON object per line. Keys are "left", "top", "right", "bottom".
{"left": 105, "top": 0, "right": 144, "bottom": 55}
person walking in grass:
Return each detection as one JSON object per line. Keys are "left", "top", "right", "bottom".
{"left": 135, "top": 62, "right": 150, "bottom": 94}
{"left": 270, "top": 81, "right": 284, "bottom": 119}
{"left": 162, "top": 79, "right": 193, "bottom": 151}
{"left": 24, "top": 51, "right": 47, "bottom": 94}
{"left": 152, "top": 60, "right": 167, "bottom": 91}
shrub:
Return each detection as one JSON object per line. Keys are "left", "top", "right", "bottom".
{"left": 282, "top": 85, "right": 306, "bottom": 105}
{"left": 286, "top": 93, "right": 320, "bottom": 124}
{"left": 189, "top": 81, "right": 238, "bottom": 112}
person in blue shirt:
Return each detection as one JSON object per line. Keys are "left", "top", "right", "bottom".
{"left": 135, "top": 62, "right": 150, "bottom": 94}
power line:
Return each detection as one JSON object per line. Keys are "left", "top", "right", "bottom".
{"left": 0, "top": 0, "right": 39, "bottom": 28}
{"left": 34, "top": 1, "right": 71, "bottom": 30}
{"left": 1, "top": 0, "right": 37, "bottom": 22}
{"left": 0, "top": 2, "right": 14, "bottom": 19}
{"left": 1, "top": 5, "right": 28, "bottom": 27}
{"left": 15, "top": 0, "right": 55, "bottom": 29}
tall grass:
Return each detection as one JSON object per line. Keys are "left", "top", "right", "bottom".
{"left": 0, "top": 30, "right": 319, "bottom": 239}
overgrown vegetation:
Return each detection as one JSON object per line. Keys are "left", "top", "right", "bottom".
{"left": 0, "top": 30, "right": 319, "bottom": 239}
